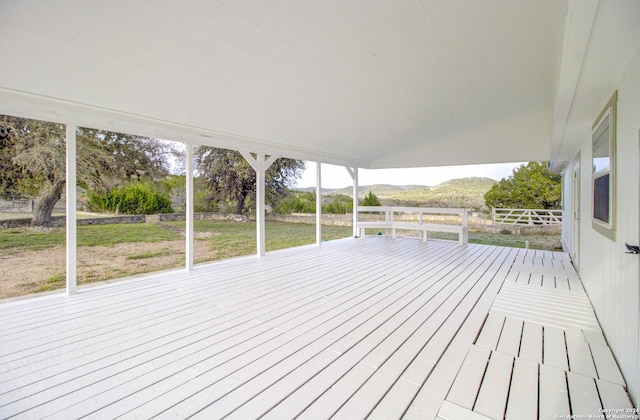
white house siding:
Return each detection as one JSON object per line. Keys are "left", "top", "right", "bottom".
{"left": 567, "top": 46, "right": 640, "bottom": 405}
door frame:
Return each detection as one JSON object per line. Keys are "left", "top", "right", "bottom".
{"left": 570, "top": 153, "right": 581, "bottom": 271}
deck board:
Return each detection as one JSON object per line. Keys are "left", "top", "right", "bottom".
{"left": 496, "top": 317, "right": 523, "bottom": 356}
{"left": 539, "top": 364, "right": 571, "bottom": 419}
{"left": 473, "top": 350, "right": 514, "bottom": 419}
{"left": 505, "top": 358, "right": 538, "bottom": 420}
{"left": 519, "top": 321, "right": 543, "bottom": 363}
{"left": 567, "top": 372, "right": 602, "bottom": 416}
{"left": 0, "top": 237, "right": 632, "bottom": 419}
{"left": 597, "top": 379, "right": 637, "bottom": 417}
{"left": 445, "top": 345, "right": 491, "bottom": 409}
{"left": 475, "top": 312, "right": 504, "bottom": 350}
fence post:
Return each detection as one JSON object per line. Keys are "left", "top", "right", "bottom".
{"left": 492, "top": 207, "right": 496, "bottom": 225}
{"left": 462, "top": 208, "right": 469, "bottom": 245}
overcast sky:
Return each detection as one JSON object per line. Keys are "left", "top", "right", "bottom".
{"left": 294, "top": 162, "right": 525, "bottom": 189}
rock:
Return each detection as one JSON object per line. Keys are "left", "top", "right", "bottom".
{"left": 226, "top": 214, "right": 249, "bottom": 222}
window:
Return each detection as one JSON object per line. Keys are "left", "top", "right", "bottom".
{"left": 592, "top": 91, "right": 617, "bottom": 240}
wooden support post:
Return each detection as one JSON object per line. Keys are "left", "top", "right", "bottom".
{"left": 66, "top": 124, "right": 77, "bottom": 296}
{"left": 462, "top": 208, "right": 469, "bottom": 245}
{"left": 185, "top": 143, "right": 194, "bottom": 271}
{"left": 345, "top": 166, "right": 359, "bottom": 237}
{"left": 241, "top": 151, "right": 278, "bottom": 257}
{"left": 316, "top": 162, "right": 322, "bottom": 246}
{"left": 256, "top": 153, "right": 266, "bottom": 256}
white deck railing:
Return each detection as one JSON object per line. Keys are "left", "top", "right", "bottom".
{"left": 356, "top": 206, "right": 468, "bottom": 245}
{"left": 492, "top": 208, "right": 562, "bottom": 225}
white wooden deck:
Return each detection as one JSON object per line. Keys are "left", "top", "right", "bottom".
{"left": 0, "top": 237, "right": 634, "bottom": 419}
{"left": 440, "top": 251, "right": 635, "bottom": 420}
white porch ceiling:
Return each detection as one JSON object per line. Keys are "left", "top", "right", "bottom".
{"left": 0, "top": 1, "right": 637, "bottom": 169}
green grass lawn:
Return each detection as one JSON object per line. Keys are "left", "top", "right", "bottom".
{"left": 0, "top": 220, "right": 560, "bottom": 252}
{"left": 428, "top": 231, "right": 560, "bottom": 250}
{"left": 173, "top": 220, "right": 354, "bottom": 258}
{"left": 0, "top": 220, "right": 354, "bottom": 252}
{"left": 0, "top": 223, "right": 182, "bottom": 249}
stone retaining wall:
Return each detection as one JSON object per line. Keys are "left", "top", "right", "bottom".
{"left": 0, "top": 215, "right": 146, "bottom": 228}
{"left": 0, "top": 199, "right": 33, "bottom": 213}
{"left": 0, "top": 212, "right": 248, "bottom": 228}
{"left": 0, "top": 198, "right": 65, "bottom": 213}
{"left": 267, "top": 213, "right": 352, "bottom": 226}
{"left": 474, "top": 223, "right": 562, "bottom": 235}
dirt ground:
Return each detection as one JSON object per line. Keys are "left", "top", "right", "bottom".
{"left": 0, "top": 240, "right": 218, "bottom": 300}
{"left": 0, "top": 232, "right": 562, "bottom": 300}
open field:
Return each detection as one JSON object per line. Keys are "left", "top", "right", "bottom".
{"left": 0, "top": 220, "right": 561, "bottom": 299}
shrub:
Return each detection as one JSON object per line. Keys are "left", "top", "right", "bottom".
{"left": 275, "top": 191, "right": 316, "bottom": 214}
{"left": 194, "top": 188, "right": 218, "bottom": 212}
{"left": 88, "top": 183, "right": 173, "bottom": 214}
{"left": 323, "top": 195, "right": 353, "bottom": 214}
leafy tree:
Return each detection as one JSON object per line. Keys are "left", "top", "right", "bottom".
{"left": 361, "top": 190, "right": 381, "bottom": 206}
{"left": 77, "top": 127, "right": 180, "bottom": 193}
{"left": 484, "top": 162, "right": 561, "bottom": 209}
{"left": 0, "top": 122, "right": 24, "bottom": 200}
{"left": 195, "top": 147, "right": 305, "bottom": 214}
{"left": 157, "top": 175, "right": 186, "bottom": 212}
{"left": 0, "top": 116, "right": 68, "bottom": 226}
{"left": 0, "top": 115, "right": 179, "bottom": 226}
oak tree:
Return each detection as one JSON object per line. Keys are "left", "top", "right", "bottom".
{"left": 194, "top": 147, "right": 305, "bottom": 214}
{"left": 0, "top": 115, "right": 179, "bottom": 226}
{"left": 484, "top": 162, "right": 561, "bottom": 209}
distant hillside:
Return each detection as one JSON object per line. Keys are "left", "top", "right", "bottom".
{"left": 317, "top": 184, "right": 426, "bottom": 197}
{"left": 386, "top": 177, "right": 496, "bottom": 210}
{"left": 295, "top": 177, "right": 497, "bottom": 211}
